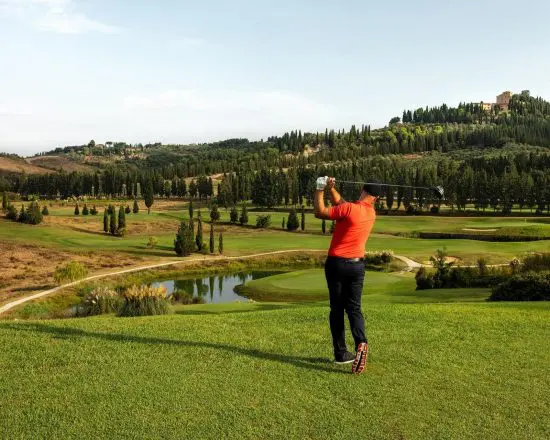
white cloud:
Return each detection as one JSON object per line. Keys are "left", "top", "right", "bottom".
{"left": 0, "top": 0, "right": 119, "bottom": 34}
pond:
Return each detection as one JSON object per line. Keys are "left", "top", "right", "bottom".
{"left": 149, "top": 271, "right": 283, "bottom": 304}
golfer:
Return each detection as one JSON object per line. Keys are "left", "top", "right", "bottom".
{"left": 314, "top": 176, "right": 379, "bottom": 374}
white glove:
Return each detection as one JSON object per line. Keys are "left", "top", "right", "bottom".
{"left": 316, "top": 176, "right": 328, "bottom": 191}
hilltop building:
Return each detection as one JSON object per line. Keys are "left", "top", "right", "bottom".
{"left": 479, "top": 91, "right": 513, "bottom": 112}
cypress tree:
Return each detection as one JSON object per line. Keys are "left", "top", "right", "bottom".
{"left": 210, "top": 204, "right": 220, "bottom": 222}
{"left": 90, "top": 205, "right": 98, "bottom": 215}
{"left": 188, "top": 218, "right": 195, "bottom": 245}
{"left": 175, "top": 220, "right": 195, "bottom": 256}
{"left": 118, "top": 205, "right": 126, "bottom": 230}
{"left": 195, "top": 217, "right": 203, "bottom": 250}
{"left": 230, "top": 206, "right": 238, "bottom": 223}
{"left": 109, "top": 205, "right": 118, "bottom": 235}
{"left": 26, "top": 202, "right": 43, "bottom": 225}
{"left": 6, "top": 204, "right": 17, "bottom": 220}
{"left": 42, "top": 205, "right": 49, "bottom": 216}
{"left": 287, "top": 208, "right": 299, "bottom": 231}
{"left": 218, "top": 231, "right": 223, "bottom": 254}
{"left": 2, "top": 192, "right": 7, "bottom": 210}
{"left": 330, "top": 221, "right": 335, "bottom": 234}
{"left": 239, "top": 205, "right": 248, "bottom": 225}
{"left": 74, "top": 204, "right": 80, "bottom": 215}
{"left": 143, "top": 178, "right": 154, "bottom": 214}
{"left": 322, "top": 218, "right": 326, "bottom": 234}
{"left": 103, "top": 208, "right": 109, "bottom": 232}
{"left": 188, "top": 200, "right": 193, "bottom": 219}
{"left": 133, "top": 198, "right": 139, "bottom": 214}
{"left": 18, "top": 204, "right": 27, "bottom": 223}
{"left": 282, "top": 217, "right": 286, "bottom": 229}
{"left": 82, "top": 204, "right": 89, "bottom": 215}
{"left": 125, "top": 205, "right": 131, "bottom": 214}
{"left": 209, "top": 223, "right": 215, "bottom": 253}
{"left": 300, "top": 207, "right": 305, "bottom": 231}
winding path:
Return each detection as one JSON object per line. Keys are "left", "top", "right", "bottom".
{"left": 0, "top": 250, "right": 427, "bottom": 315}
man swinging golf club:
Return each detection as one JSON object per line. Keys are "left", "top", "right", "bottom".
{"left": 314, "top": 176, "right": 380, "bottom": 375}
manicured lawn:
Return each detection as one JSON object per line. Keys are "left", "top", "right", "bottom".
{"left": 1, "top": 298, "right": 548, "bottom": 439}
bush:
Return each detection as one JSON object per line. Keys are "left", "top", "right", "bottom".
{"left": 230, "top": 206, "right": 238, "bottom": 223}
{"left": 74, "top": 204, "right": 80, "bottom": 215}
{"left": 118, "top": 285, "right": 171, "bottom": 317}
{"left": 256, "top": 214, "right": 271, "bottom": 229}
{"left": 210, "top": 204, "right": 221, "bottom": 222}
{"left": 490, "top": 273, "right": 550, "bottom": 301}
{"left": 430, "top": 205, "right": 440, "bottom": 214}
{"left": 147, "top": 236, "right": 158, "bottom": 249}
{"left": 364, "top": 250, "right": 394, "bottom": 265}
{"left": 5, "top": 204, "right": 17, "bottom": 220}
{"left": 125, "top": 205, "right": 131, "bottom": 214}
{"left": 287, "top": 209, "right": 299, "bottom": 231}
{"left": 133, "top": 199, "right": 139, "bottom": 214}
{"left": 41, "top": 205, "right": 49, "bottom": 216}
{"left": 78, "top": 286, "right": 120, "bottom": 316}
{"left": 239, "top": 206, "right": 249, "bottom": 225}
{"left": 53, "top": 261, "right": 88, "bottom": 284}
{"left": 415, "top": 267, "right": 434, "bottom": 290}
{"left": 82, "top": 204, "right": 89, "bottom": 215}
{"left": 521, "top": 253, "right": 550, "bottom": 272}
{"left": 90, "top": 205, "right": 98, "bottom": 215}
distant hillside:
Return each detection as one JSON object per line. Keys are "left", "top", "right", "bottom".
{"left": 0, "top": 156, "right": 53, "bottom": 175}
{"left": 27, "top": 156, "right": 95, "bottom": 173}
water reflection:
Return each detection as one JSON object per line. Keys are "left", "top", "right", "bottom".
{"left": 150, "top": 271, "right": 282, "bottom": 304}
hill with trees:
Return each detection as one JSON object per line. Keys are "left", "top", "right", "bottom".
{"left": 2, "top": 90, "right": 550, "bottom": 214}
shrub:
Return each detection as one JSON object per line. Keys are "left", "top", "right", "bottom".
{"left": 82, "top": 204, "right": 89, "bottom": 215}
{"left": 53, "top": 261, "right": 88, "bottom": 284}
{"left": 147, "top": 236, "right": 158, "bottom": 249}
{"left": 78, "top": 286, "right": 120, "bottom": 316}
{"left": 239, "top": 205, "right": 248, "bottom": 225}
{"left": 287, "top": 209, "right": 299, "bottom": 231}
{"left": 41, "top": 205, "right": 49, "bottom": 216}
{"left": 74, "top": 204, "right": 80, "bottom": 215}
{"left": 133, "top": 199, "right": 139, "bottom": 214}
{"left": 490, "top": 273, "right": 550, "bottom": 301}
{"left": 175, "top": 219, "right": 195, "bottom": 256}
{"left": 125, "top": 205, "right": 131, "bottom": 214}
{"left": 365, "top": 250, "right": 394, "bottom": 265}
{"left": 415, "top": 267, "right": 434, "bottom": 290}
{"left": 256, "top": 214, "right": 271, "bottom": 229}
{"left": 509, "top": 258, "right": 521, "bottom": 274}
{"left": 90, "top": 205, "right": 98, "bottom": 215}
{"left": 210, "top": 204, "right": 221, "bottom": 222}
{"left": 6, "top": 204, "right": 17, "bottom": 220}
{"left": 118, "top": 285, "right": 171, "bottom": 317}
{"left": 18, "top": 204, "right": 27, "bottom": 223}
{"left": 230, "top": 206, "right": 238, "bottom": 223}
{"left": 477, "top": 257, "right": 488, "bottom": 277}
{"left": 430, "top": 205, "right": 440, "bottom": 214}
{"left": 521, "top": 253, "right": 550, "bottom": 272}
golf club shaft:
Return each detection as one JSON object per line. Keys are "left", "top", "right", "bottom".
{"left": 338, "top": 180, "right": 434, "bottom": 191}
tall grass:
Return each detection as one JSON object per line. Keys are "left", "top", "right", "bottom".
{"left": 78, "top": 287, "right": 120, "bottom": 316}
{"left": 118, "top": 285, "right": 171, "bottom": 317}
{"left": 521, "top": 253, "right": 550, "bottom": 272}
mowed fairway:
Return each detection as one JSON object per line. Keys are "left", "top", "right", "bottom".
{"left": 1, "top": 298, "right": 548, "bottom": 439}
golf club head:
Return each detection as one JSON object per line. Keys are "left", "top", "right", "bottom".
{"left": 432, "top": 186, "right": 445, "bottom": 199}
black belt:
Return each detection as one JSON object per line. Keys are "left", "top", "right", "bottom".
{"left": 327, "top": 256, "right": 364, "bottom": 263}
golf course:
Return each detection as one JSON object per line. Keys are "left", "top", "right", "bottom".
{"left": 1, "top": 199, "right": 549, "bottom": 439}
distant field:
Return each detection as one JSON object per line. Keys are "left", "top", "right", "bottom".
{"left": 0, "top": 157, "right": 53, "bottom": 175}
{"left": 27, "top": 155, "right": 95, "bottom": 173}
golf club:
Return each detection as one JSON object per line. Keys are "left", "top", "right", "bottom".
{"left": 336, "top": 180, "right": 445, "bottom": 199}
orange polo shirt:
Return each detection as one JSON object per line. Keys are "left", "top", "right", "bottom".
{"left": 327, "top": 200, "right": 376, "bottom": 258}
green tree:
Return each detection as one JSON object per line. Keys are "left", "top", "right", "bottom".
{"left": 322, "top": 218, "right": 326, "bottom": 234}
{"left": 174, "top": 220, "right": 195, "bottom": 257}
{"left": 300, "top": 207, "right": 305, "bottom": 231}
{"left": 282, "top": 217, "right": 286, "bottom": 229}
{"left": 90, "top": 205, "right": 98, "bottom": 215}
{"left": 330, "top": 221, "right": 335, "bottom": 234}
{"left": 210, "top": 204, "right": 221, "bottom": 222}
{"left": 188, "top": 200, "right": 194, "bottom": 219}
{"left": 6, "top": 204, "right": 17, "bottom": 220}
{"left": 82, "top": 204, "right": 89, "bottom": 215}
{"left": 125, "top": 205, "right": 131, "bottom": 214}
{"left": 41, "top": 205, "right": 49, "bottom": 216}
{"left": 25, "top": 202, "right": 43, "bottom": 225}
{"left": 74, "top": 204, "right": 80, "bottom": 215}
{"left": 287, "top": 208, "right": 299, "bottom": 231}
{"left": 230, "top": 206, "right": 238, "bottom": 223}
{"left": 2, "top": 192, "right": 7, "bottom": 210}
{"left": 118, "top": 205, "right": 126, "bottom": 230}
{"left": 103, "top": 208, "right": 109, "bottom": 232}
{"left": 109, "top": 205, "right": 118, "bottom": 235}
{"left": 218, "top": 231, "right": 223, "bottom": 254}
{"left": 18, "top": 205, "right": 27, "bottom": 223}
{"left": 133, "top": 198, "right": 139, "bottom": 214}
{"left": 195, "top": 216, "right": 203, "bottom": 251}
{"left": 209, "top": 223, "right": 215, "bottom": 253}
{"left": 239, "top": 205, "right": 249, "bottom": 225}
{"left": 143, "top": 178, "right": 154, "bottom": 214}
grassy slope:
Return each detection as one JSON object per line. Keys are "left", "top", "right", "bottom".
{"left": 1, "top": 212, "right": 549, "bottom": 264}
{"left": 1, "top": 298, "right": 548, "bottom": 439}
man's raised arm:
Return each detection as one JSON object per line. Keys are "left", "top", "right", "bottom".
{"left": 314, "top": 176, "right": 339, "bottom": 220}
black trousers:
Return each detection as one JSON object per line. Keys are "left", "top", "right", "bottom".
{"left": 324, "top": 256, "right": 367, "bottom": 357}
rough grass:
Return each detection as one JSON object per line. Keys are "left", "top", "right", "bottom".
{"left": 0, "top": 300, "right": 548, "bottom": 439}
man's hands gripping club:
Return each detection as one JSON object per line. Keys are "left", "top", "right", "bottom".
{"left": 314, "top": 177, "right": 341, "bottom": 219}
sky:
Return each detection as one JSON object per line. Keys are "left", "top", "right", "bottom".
{"left": 1, "top": 0, "right": 549, "bottom": 155}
